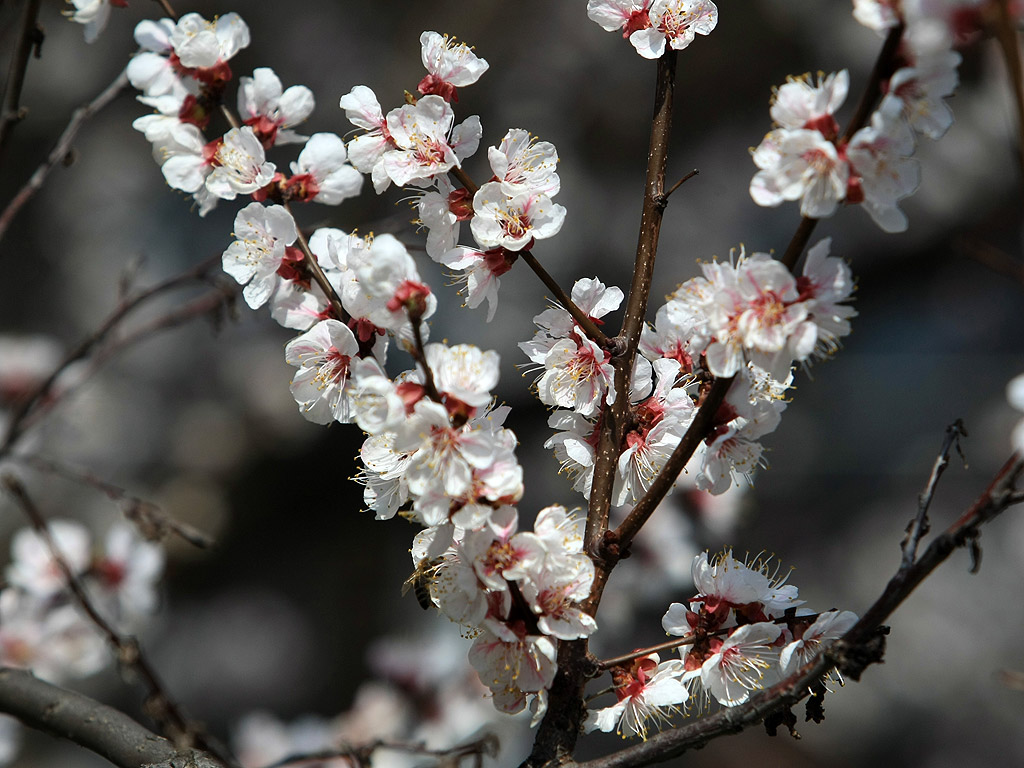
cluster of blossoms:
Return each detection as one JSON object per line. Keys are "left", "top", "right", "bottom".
{"left": 585, "top": 549, "right": 858, "bottom": 738}
{"left": 586, "top": 0, "right": 719, "bottom": 58}
{"left": 0, "top": 520, "right": 163, "bottom": 683}
{"left": 534, "top": 238, "right": 855, "bottom": 503}
{"left": 128, "top": 16, "right": 595, "bottom": 715}
{"left": 129, "top": 12, "right": 361, "bottom": 217}
{"left": 116, "top": 0, "right": 868, "bottom": 735}
{"left": 750, "top": 0, "right": 1002, "bottom": 231}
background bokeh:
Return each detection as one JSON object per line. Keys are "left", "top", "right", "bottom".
{"left": 1, "top": 1, "right": 1023, "bottom": 766}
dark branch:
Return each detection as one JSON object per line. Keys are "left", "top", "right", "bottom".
{"left": 901, "top": 419, "right": 967, "bottom": 567}
{"left": 0, "top": 70, "right": 129, "bottom": 246}
{"left": 0, "top": 0, "right": 42, "bottom": 162}
{"left": 0, "top": 667, "right": 220, "bottom": 768}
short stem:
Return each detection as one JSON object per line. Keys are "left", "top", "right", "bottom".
{"left": 284, "top": 202, "right": 347, "bottom": 321}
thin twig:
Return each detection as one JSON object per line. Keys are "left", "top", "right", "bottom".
{"left": 0, "top": 69, "right": 129, "bottom": 246}
{"left": 960, "top": 237, "right": 1024, "bottom": 287}
{"left": 12, "top": 453, "right": 215, "bottom": 548}
{"left": 990, "top": 0, "right": 1024, "bottom": 180}
{"left": 0, "top": 476, "right": 232, "bottom": 765}
{"left": 663, "top": 169, "right": 699, "bottom": 199}
{"left": 595, "top": 612, "right": 823, "bottom": 673}
{"left": 153, "top": 0, "right": 178, "bottom": 20}
{"left": 284, "top": 201, "right": 347, "bottom": 320}
{"left": 0, "top": 254, "right": 224, "bottom": 456}
{"left": 262, "top": 734, "right": 498, "bottom": 768}
{"left": 0, "top": 0, "right": 42, "bottom": 162}
{"left": 519, "top": 249, "right": 611, "bottom": 347}
{"left": 409, "top": 314, "right": 443, "bottom": 403}
{"left": 901, "top": 419, "right": 967, "bottom": 568}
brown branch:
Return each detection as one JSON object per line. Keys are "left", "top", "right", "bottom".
{"left": 262, "top": 734, "right": 498, "bottom": 768}
{"left": 0, "top": 69, "right": 129, "bottom": 247}
{"left": 519, "top": 248, "right": 611, "bottom": 348}
{"left": 0, "top": 254, "right": 225, "bottom": 456}
{"left": 0, "top": 667, "right": 221, "bottom": 768}
{"left": 0, "top": 477, "right": 232, "bottom": 764}
{"left": 577, "top": 452, "right": 1024, "bottom": 768}
{"left": 901, "top": 419, "right": 966, "bottom": 567}
{"left": 990, "top": 0, "right": 1024, "bottom": 180}
{"left": 612, "top": 375, "right": 733, "bottom": 554}
{"left": 284, "top": 202, "right": 347, "bottom": 320}
{"left": 11, "top": 453, "right": 215, "bottom": 548}
{"left": 152, "top": 0, "right": 179, "bottom": 20}
{"left": 663, "top": 168, "right": 699, "bottom": 200}
{"left": 0, "top": 0, "right": 42, "bottom": 163}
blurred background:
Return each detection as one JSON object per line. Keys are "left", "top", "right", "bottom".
{"left": 0, "top": 1, "right": 1023, "bottom": 766}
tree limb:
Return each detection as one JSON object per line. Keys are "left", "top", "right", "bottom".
{"left": 0, "top": 667, "right": 220, "bottom": 768}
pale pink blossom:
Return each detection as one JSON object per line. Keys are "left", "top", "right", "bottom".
{"left": 221, "top": 202, "right": 298, "bottom": 309}
{"left": 418, "top": 32, "right": 489, "bottom": 102}
{"left": 584, "top": 655, "right": 689, "bottom": 739}
{"left": 6, "top": 521, "right": 91, "bottom": 598}
{"left": 238, "top": 68, "right": 314, "bottom": 147}
{"left": 288, "top": 132, "right": 363, "bottom": 204}
{"left": 205, "top": 126, "right": 277, "bottom": 200}
{"left": 470, "top": 181, "right": 566, "bottom": 252}
{"left": 847, "top": 95, "right": 920, "bottom": 233}
{"left": 488, "top": 129, "right": 560, "bottom": 199}
{"left": 284, "top": 319, "right": 361, "bottom": 424}
{"left": 629, "top": 0, "right": 719, "bottom": 59}
{"left": 779, "top": 610, "right": 858, "bottom": 676}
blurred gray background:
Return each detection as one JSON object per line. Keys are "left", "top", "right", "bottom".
{"left": 1, "top": 1, "right": 1023, "bottom": 766}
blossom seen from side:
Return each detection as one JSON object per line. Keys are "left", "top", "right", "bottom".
{"left": 284, "top": 319, "right": 361, "bottom": 424}
{"left": 583, "top": 655, "right": 689, "bottom": 740}
{"left": 418, "top": 31, "right": 489, "bottom": 102}
{"left": 238, "top": 68, "right": 315, "bottom": 148}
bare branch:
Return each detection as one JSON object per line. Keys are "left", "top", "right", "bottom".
{"left": 261, "top": 734, "right": 499, "bottom": 768}
{"left": 0, "top": 69, "right": 129, "bottom": 246}
{"left": 0, "top": 667, "right": 220, "bottom": 768}
{"left": 0, "top": 0, "right": 42, "bottom": 162}
{"left": 11, "top": 453, "right": 215, "bottom": 548}
{"left": 901, "top": 419, "right": 967, "bottom": 567}
{"left": 0, "top": 254, "right": 227, "bottom": 456}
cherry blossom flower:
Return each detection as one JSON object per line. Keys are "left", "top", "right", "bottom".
{"left": 91, "top": 525, "right": 165, "bottom": 620}
{"left": 6, "top": 520, "right": 91, "bottom": 599}
{"left": 750, "top": 127, "right": 849, "bottom": 219}
{"left": 437, "top": 246, "right": 516, "bottom": 322}
{"left": 237, "top": 68, "right": 315, "bottom": 148}
{"left": 423, "top": 343, "right": 501, "bottom": 413}
{"left": 286, "top": 132, "right": 363, "bottom": 205}
{"left": 779, "top": 610, "right": 859, "bottom": 676}
{"left": 0, "top": 589, "right": 106, "bottom": 684}
{"left": 584, "top": 655, "right": 689, "bottom": 739}
{"left": 696, "top": 621, "right": 782, "bottom": 706}
{"left": 205, "top": 126, "right": 277, "bottom": 200}
{"left": 488, "top": 129, "right": 561, "bottom": 199}
{"left": 770, "top": 70, "right": 849, "bottom": 134}
{"left": 888, "top": 50, "right": 961, "bottom": 140}
{"left": 285, "top": 319, "right": 361, "bottom": 424}
{"left": 629, "top": 0, "right": 719, "bottom": 59}
{"left": 222, "top": 203, "right": 298, "bottom": 309}
{"left": 381, "top": 96, "right": 478, "bottom": 188}
{"left": 1006, "top": 373, "right": 1024, "bottom": 453}
{"left": 169, "top": 12, "right": 250, "bottom": 72}
{"left": 346, "top": 234, "right": 437, "bottom": 336}
{"left": 846, "top": 95, "right": 920, "bottom": 233}
{"left": 468, "top": 625, "right": 558, "bottom": 708}
{"left": 66, "top": 0, "right": 125, "bottom": 43}
{"left": 418, "top": 31, "right": 490, "bottom": 102}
